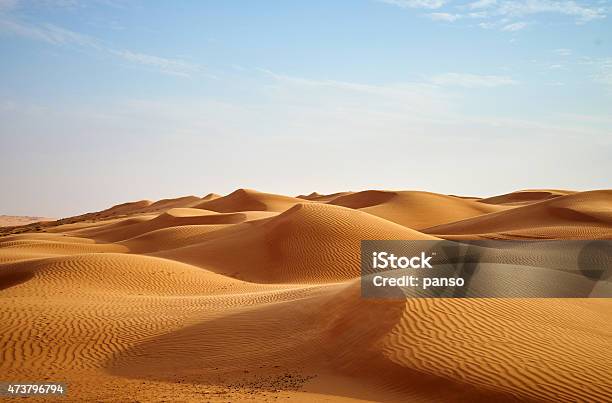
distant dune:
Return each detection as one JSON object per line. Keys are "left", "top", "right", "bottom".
{"left": 424, "top": 190, "right": 612, "bottom": 239}
{"left": 155, "top": 203, "right": 437, "bottom": 283}
{"left": 329, "top": 190, "right": 509, "bottom": 229}
{"left": 479, "top": 189, "right": 577, "bottom": 206}
{"left": 0, "top": 215, "right": 54, "bottom": 227}
{"left": 194, "top": 188, "right": 304, "bottom": 212}
{"left": 1, "top": 188, "right": 611, "bottom": 401}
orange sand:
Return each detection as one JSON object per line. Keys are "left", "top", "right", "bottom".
{"left": 0, "top": 215, "right": 54, "bottom": 227}
{"left": 1, "top": 188, "right": 611, "bottom": 402}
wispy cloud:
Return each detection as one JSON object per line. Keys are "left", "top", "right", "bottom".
{"left": 258, "top": 68, "right": 454, "bottom": 123}
{"left": 377, "top": 0, "right": 447, "bottom": 10}
{"left": 478, "top": 21, "right": 496, "bottom": 28}
{"left": 494, "top": 0, "right": 606, "bottom": 23}
{"left": 110, "top": 50, "right": 200, "bottom": 77}
{"left": 554, "top": 48, "right": 572, "bottom": 56}
{"left": 578, "top": 57, "right": 612, "bottom": 87}
{"left": 427, "top": 12, "right": 461, "bottom": 21}
{"left": 0, "top": 18, "right": 96, "bottom": 46}
{"left": 260, "top": 69, "right": 440, "bottom": 98}
{"left": 467, "top": 0, "right": 498, "bottom": 9}
{"left": 430, "top": 72, "right": 518, "bottom": 87}
{"left": 502, "top": 21, "right": 528, "bottom": 30}
{"left": 379, "top": 0, "right": 607, "bottom": 29}
{"left": 594, "top": 58, "right": 612, "bottom": 86}
{"left": 0, "top": 13, "right": 200, "bottom": 77}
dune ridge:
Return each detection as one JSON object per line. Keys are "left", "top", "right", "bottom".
{"left": 0, "top": 215, "right": 55, "bottom": 227}
{"left": 424, "top": 190, "right": 612, "bottom": 239}
{"left": 329, "top": 190, "right": 509, "bottom": 229}
{"left": 195, "top": 189, "right": 305, "bottom": 212}
{"left": 155, "top": 202, "right": 437, "bottom": 283}
{"left": 479, "top": 189, "right": 577, "bottom": 206}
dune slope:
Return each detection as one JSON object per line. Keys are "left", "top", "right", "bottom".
{"left": 195, "top": 189, "right": 305, "bottom": 212}
{"left": 425, "top": 190, "right": 612, "bottom": 239}
{"left": 479, "top": 189, "right": 576, "bottom": 206}
{"left": 330, "top": 190, "right": 509, "bottom": 229}
{"left": 155, "top": 202, "right": 437, "bottom": 283}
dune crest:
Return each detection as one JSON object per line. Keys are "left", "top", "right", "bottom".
{"left": 195, "top": 189, "right": 305, "bottom": 212}
{"left": 156, "top": 203, "right": 437, "bottom": 283}
{"left": 330, "top": 190, "right": 509, "bottom": 229}
{"left": 479, "top": 189, "right": 577, "bottom": 206}
{"left": 297, "top": 191, "right": 353, "bottom": 202}
{"left": 425, "top": 190, "right": 612, "bottom": 239}
{"left": 0, "top": 215, "right": 55, "bottom": 227}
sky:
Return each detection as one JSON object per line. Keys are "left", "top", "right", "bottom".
{"left": 0, "top": 0, "right": 611, "bottom": 217}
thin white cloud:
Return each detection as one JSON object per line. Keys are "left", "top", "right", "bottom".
{"left": 577, "top": 56, "right": 612, "bottom": 87}
{"left": 266, "top": 69, "right": 517, "bottom": 93}
{"left": 258, "top": 69, "right": 454, "bottom": 122}
{"left": 382, "top": 0, "right": 607, "bottom": 30}
{"left": 495, "top": 0, "right": 606, "bottom": 23}
{"left": 110, "top": 50, "right": 200, "bottom": 77}
{"left": 595, "top": 58, "right": 612, "bottom": 86}
{"left": 0, "top": 18, "right": 97, "bottom": 46}
{"left": 554, "top": 48, "right": 572, "bottom": 56}
{"left": 468, "top": 0, "right": 498, "bottom": 9}
{"left": 261, "top": 69, "right": 441, "bottom": 99}
{"left": 478, "top": 21, "right": 496, "bottom": 28}
{"left": 427, "top": 12, "right": 461, "bottom": 21}
{"left": 502, "top": 21, "right": 528, "bottom": 30}
{"left": 377, "top": 0, "right": 447, "bottom": 10}
{"left": 0, "top": 16, "right": 200, "bottom": 77}
{"left": 431, "top": 73, "right": 518, "bottom": 87}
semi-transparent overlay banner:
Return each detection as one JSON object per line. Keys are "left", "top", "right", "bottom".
{"left": 361, "top": 240, "right": 611, "bottom": 298}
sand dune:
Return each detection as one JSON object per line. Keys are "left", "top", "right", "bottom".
{"left": 120, "top": 224, "right": 231, "bottom": 253}
{"left": 1, "top": 188, "right": 611, "bottom": 401}
{"left": 201, "top": 192, "right": 221, "bottom": 201}
{"left": 155, "top": 203, "right": 437, "bottom": 283}
{"left": 106, "top": 280, "right": 612, "bottom": 402}
{"left": 0, "top": 215, "right": 55, "bottom": 227}
{"left": 141, "top": 195, "right": 202, "bottom": 211}
{"left": 385, "top": 297, "right": 612, "bottom": 402}
{"left": 425, "top": 190, "right": 612, "bottom": 239}
{"left": 0, "top": 253, "right": 263, "bottom": 296}
{"left": 93, "top": 195, "right": 205, "bottom": 217}
{"left": 72, "top": 208, "right": 257, "bottom": 243}
{"left": 0, "top": 238, "right": 127, "bottom": 264}
{"left": 297, "top": 191, "right": 353, "bottom": 202}
{"left": 10, "top": 195, "right": 204, "bottom": 234}
{"left": 479, "top": 189, "right": 577, "bottom": 206}
{"left": 87, "top": 199, "right": 153, "bottom": 218}
{"left": 329, "top": 190, "right": 509, "bottom": 229}
{"left": 195, "top": 188, "right": 305, "bottom": 212}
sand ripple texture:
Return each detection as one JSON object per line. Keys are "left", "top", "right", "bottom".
{"left": 1, "top": 188, "right": 611, "bottom": 402}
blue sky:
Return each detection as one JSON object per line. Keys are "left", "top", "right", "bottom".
{"left": 0, "top": 0, "right": 611, "bottom": 217}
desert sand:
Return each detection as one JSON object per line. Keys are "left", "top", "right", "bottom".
{"left": 0, "top": 215, "right": 55, "bottom": 228}
{"left": 1, "top": 188, "right": 611, "bottom": 402}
